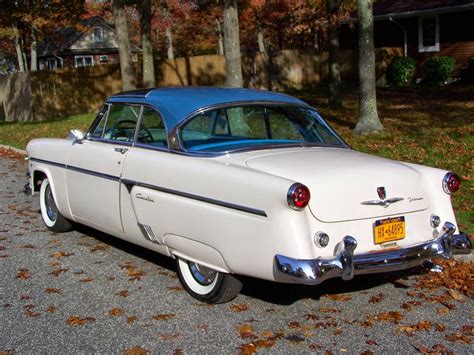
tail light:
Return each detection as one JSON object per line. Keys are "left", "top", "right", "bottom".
{"left": 287, "top": 183, "right": 310, "bottom": 210}
{"left": 442, "top": 172, "right": 460, "bottom": 194}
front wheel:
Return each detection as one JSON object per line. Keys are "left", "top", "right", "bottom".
{"left": 176, "top": 258, "right": 242, "bottom": 304}
{"left": 39, "top": 178, "right": 72, "bottom": 233}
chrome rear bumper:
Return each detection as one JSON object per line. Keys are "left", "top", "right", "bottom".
{"left": 274, "top": 222, "right": 472, "bottom": 285}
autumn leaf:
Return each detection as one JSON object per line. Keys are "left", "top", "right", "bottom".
{"left": 158, "top": 334, "right": 181, "bottom": 341}
{"left": 109, "top": 308, "right": 123, "bottom": 316}
{"left": 284, "top": 334, "right": 305, "bottom": 343}
{"left": 127, "top": 316, "right": 138, "bottom": 324}
{"left": 45, "top": 288, "right": 62, "bottom": 294}
{"left": 50, "top": 251, "right": 74, "bottom": 259}
{"left": 435, "top": 323, "right": 446, "bottom": 332}
{"left": 436, "top": 306, "right": 450, "bottom": 315}
{"left": 117, "top": 290, "right": 129, "bottom": 297}
{"left": 231, "top": 303, "right": 249, "bottom": 312}
{"left": 20, "top": 294, "right": 30, "bottom": 300}
{"left": 305, "top": 313, "right": 319, "bottom": 321}
{"left": 238, "top": 324, "right": 256, "bottom": 339}
{"left": 369, "top": 293, "right": 384, "bottom": 304}
{"left": 374, "top": 311, "right": 403, "bottom": 323}
{"left": 49, "top": 268, "right": 68, "bottom": 276}
{"left": 152, "top": 313, "right": 175, "bottom": 321}
{"left": 461, "top": 325, "right": 473, "bottom": 336}
{"left": 366, "top": 340, "right": 377, "bottom": 346}
{"left": 48, "top": 261, "right": 60, "bottom": 267}
{"left": 196, "top": 323, "right": 209, "bottom": 331}
{"left": 325, "top": 294, "right": 352, "bottom": 301}
{"left": 16, "top": 269, "right": 31, "bottom": 280}
{"left": 124, "top": 346, "right": 149, "bottom": 355}
{"left": 90, "top": 242, "right": 109, "bottom": 252}
{"left": 167, "top": 286, "right": 183, "bottom": 291}
{"left": 66, "top": 316, "right": 95, "bottom": 326}
{"left": 445, "top": 333, "right": 471, "bottom": 344}
{"left": 46, "top": 306, "right": 57, "bottom": 313}
{"left": 25, "top": 310, "right": 41, "bottom": 317}
{"left": 80, "top": 277, "right": 93, "bottom": 283}
{"left": 21, "top": 244, "right": 35, "bottom": 249}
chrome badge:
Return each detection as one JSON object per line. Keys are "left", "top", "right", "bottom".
{"left": 377, "top": 186, "right": 386, "bottom": 200}
{"left": 361, "top": 187, "right": 403, "bottom": 208}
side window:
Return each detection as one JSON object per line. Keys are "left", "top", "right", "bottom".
{"left": 267, "top": 109, "right": 304, "bottom": 141}
{"left": 227, "top": 107, "right": 266, "bottom": 138}
{"left": 101, "top": 104, "right": 140, "bottom": 142}
{"left": 136, "top": 107, "right": 168, "bottom": 148}
{"left": 89, "top": 105, "right": 109, "bottom": 139}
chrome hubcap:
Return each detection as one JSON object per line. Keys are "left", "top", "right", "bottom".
{"left": 188, "top": 262, "right": 217, "bottom": 285}
{"left": 45, "top": 184, "right": 58, "bottom": 222}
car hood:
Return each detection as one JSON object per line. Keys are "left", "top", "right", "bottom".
{"left": 225, "top": 147, "right": 430, "bottom": 222}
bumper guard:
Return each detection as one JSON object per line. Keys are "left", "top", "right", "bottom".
{"left": 274, "top": 222, "right": 472, "bottom": 285}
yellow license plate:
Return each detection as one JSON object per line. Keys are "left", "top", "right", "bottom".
{"left": 374, "top": 217, "right": 405, "bottom": 244}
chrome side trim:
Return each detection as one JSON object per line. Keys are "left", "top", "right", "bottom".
{"left": 122, "top": 179, "right": 267, "bottom": 217}
{"left": 29, "top": 157, "right": 66, "bottom": 169}
{"left": 274, "top": 222, "right": 471, "bottom": 285}
{"left": 67, "top": 165, "right": 120, "bottom": 182}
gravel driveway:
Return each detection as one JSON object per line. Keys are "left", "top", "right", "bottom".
{"left": 0, "top": 153, "right": 472, "bottom": 354}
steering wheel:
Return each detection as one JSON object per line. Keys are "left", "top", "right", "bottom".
{"left": 110, "top": 119, "right": 153, "bottom": 143}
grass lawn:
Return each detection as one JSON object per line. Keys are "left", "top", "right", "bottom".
{"left": 0, "top": 85, "right": 472, "bottom": 233}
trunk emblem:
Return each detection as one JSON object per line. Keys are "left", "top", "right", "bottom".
{"left": 361, "top": 187, "right": 404, "bottom": 208}
{"left": 377, "top": 187, "right": 386, "bottom": 200}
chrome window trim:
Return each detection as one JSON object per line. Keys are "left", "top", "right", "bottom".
{"left": 174, "top": 101, "right": 350, "bottom": 157}
{"left": 85, "top": 102, "right": 170, "bottom": 150}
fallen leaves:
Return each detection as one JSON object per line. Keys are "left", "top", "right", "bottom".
{"left": 16, "top": 269, "right": 30, "bottom": 280}
{"left": 49, "top": 268, "right": 68, "bottom": 277}
{"left": 108, "top": 308, "right": 123, "bottom": 317}
{"left": 120, "top": 262, "right": 146, "bottom": 281}
{"left": 50, "top": 251, "right": 74, "bottom": 259}
{"left": 46, "top": 306, "right": 57, "bottom": 313}
{"left": 45, "top": 288, "right": 62, "bottom": 294}
{"left": 25, "top": 310, "right": 41, "bottom": 318}
{"left": 373, "top": 311, "right": 403, "bottom": 323}
{"left": 369, "top": 293, "right": 384, "bottom": 304}
{"left": 90, "top": 243, "right": 110, "bottom": 252}
{"left": 124, "top": 347, "right": 149, "bottom": 355}
{"left": 445, "top": 332, "right": 471, "bottom": 344}
{"left": 127, "top": 316, "right": 138, "bottom": 324}
{"left": 398, "top": 321, "right": 432, "bottom": 334}
{"left": 79, "top": 277, "right": 93, "bottom": 283}
{"left": 415, "top": 259, "right": 474, "bottom": 297}
{"left": 152, "top": 314, "right": 175, "bottom": 321}
{"left": 117, "top": 290, "right": 129, "bottom": 297}
{"left": 324, "top": 294, "right": 352, "bottom": 301}
{"left": 66, "top": 316, "right": 96, "bottom": 326}
{"left": 231, "top": 304, "right": 249, "bottom": 312}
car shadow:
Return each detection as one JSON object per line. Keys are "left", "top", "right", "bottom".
{"left": 74, "top": 224, "right": 426, "bottom": 305}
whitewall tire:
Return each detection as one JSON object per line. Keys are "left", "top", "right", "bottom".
{"left": 176, "top": 257, "right": 242, "bottom": 304}
{"left": 39, "top": 178, "right": 72, "bottom": 233}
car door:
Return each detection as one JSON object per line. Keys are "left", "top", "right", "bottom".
{"left": 66, "top": 103, "right": 142, "bottom": 235}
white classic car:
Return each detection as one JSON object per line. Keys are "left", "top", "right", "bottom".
{"left": 26, "top": 87, "right": 471, "bottom": 303}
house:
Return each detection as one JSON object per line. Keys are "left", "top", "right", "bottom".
{"left": 37, "top": 16, "right": 139, "bottom": 70}
{"left": 341, "top": 0, "right": 474, "bottom": 75}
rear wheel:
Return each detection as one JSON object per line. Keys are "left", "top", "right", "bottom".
{"left": 176, "top": 257, "right": 242, "bottom": 304}
{"left": 40, "top": 178, "right": 72, "bottom": 233}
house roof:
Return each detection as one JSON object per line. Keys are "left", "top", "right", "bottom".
{"left": 108, "top": 87, "right": 308, "bottom": 130}
{"left": 37, "top": 16, "right": 140, "bottom": 58}
{"left": 373, "top": 0, "right": 474, "bottom": 19}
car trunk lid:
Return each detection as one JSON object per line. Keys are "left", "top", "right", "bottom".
{"left": 244, "top": 147, "right": 430, "bottom": 222}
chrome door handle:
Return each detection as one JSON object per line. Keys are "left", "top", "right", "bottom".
{"left": 114, "top": 147, "right": 128, "bottom": 154}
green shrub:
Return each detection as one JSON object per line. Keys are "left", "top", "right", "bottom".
{"left": 387, "top": 56, "right": 417, "bottom": 86}
{"left": 423, "top": 56, "right": 456, "bottom": 85}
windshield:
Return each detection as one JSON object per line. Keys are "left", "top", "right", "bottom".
{"left": 180, "top": 105, "right": 346, "bottom": 153}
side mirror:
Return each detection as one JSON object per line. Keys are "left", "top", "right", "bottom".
{"left": 68, "top": 129, "right": 84, "bottom": 144}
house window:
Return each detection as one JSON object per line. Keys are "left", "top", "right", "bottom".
{"left": 93, "top": 27, "right": 103, "bottom": 42}
{"left": 75, "top": 55, "right": 94, "bottom": 68}
{"left": 99, "top": 55, "right": 108, "bottom": 63}
{"left": 46, "top": 58, "right": 58, "bottom": 69}
{"left": 418, "top": 15, "right": 439, "bottom": 52}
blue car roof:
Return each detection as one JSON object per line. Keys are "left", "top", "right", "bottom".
{"left": 108, "top": 87, "right": 308, "bottom": 129}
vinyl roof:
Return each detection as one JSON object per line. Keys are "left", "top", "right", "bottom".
{"left": 108, "top": 87, "right": 308, "bottom": 129}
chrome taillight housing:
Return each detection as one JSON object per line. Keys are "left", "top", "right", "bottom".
{"left": 287, "top": 183, "right": 311, "bottom": 210}
{"left": 442, "top": 172, "right": 460, "bottom": 194}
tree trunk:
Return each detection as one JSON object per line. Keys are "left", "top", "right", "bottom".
{"left": 215, "top": 19, "right": 224, "bottom": 55}
{"left": 13, "top": 25, "right": 25, "bottom": 72}
{"left": 139, "top": 0, "right": 155, "bottom": 88}
{"left": 30, "top": 24, "right": 38, "bottom": 71}
{"left": 166, "top": 27, "right": 174, "bottom": 60}
{"left": 223, "top": 0, "right": 243, "bottom": 87}
{"left": 113, "top": 0, "right": 136, "bottom": 91}
{"left": 257, "top": 22, "right": 265, "bottom": 53}
{"left": 354, "top": 0, "right": 383, "bottom": 134}
{"left": 328, "top": 0, "right": 342, "bottom": 108}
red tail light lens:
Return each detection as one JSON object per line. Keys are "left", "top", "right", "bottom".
{"left": 287, "top": 183, "right": 311, "bottom": 210}
{"left": 442, "top": 172, "right": 460, "bottom": 194}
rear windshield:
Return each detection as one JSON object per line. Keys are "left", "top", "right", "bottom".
{"left": 180, "top": 105, "right": 346, "bottom": 153}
